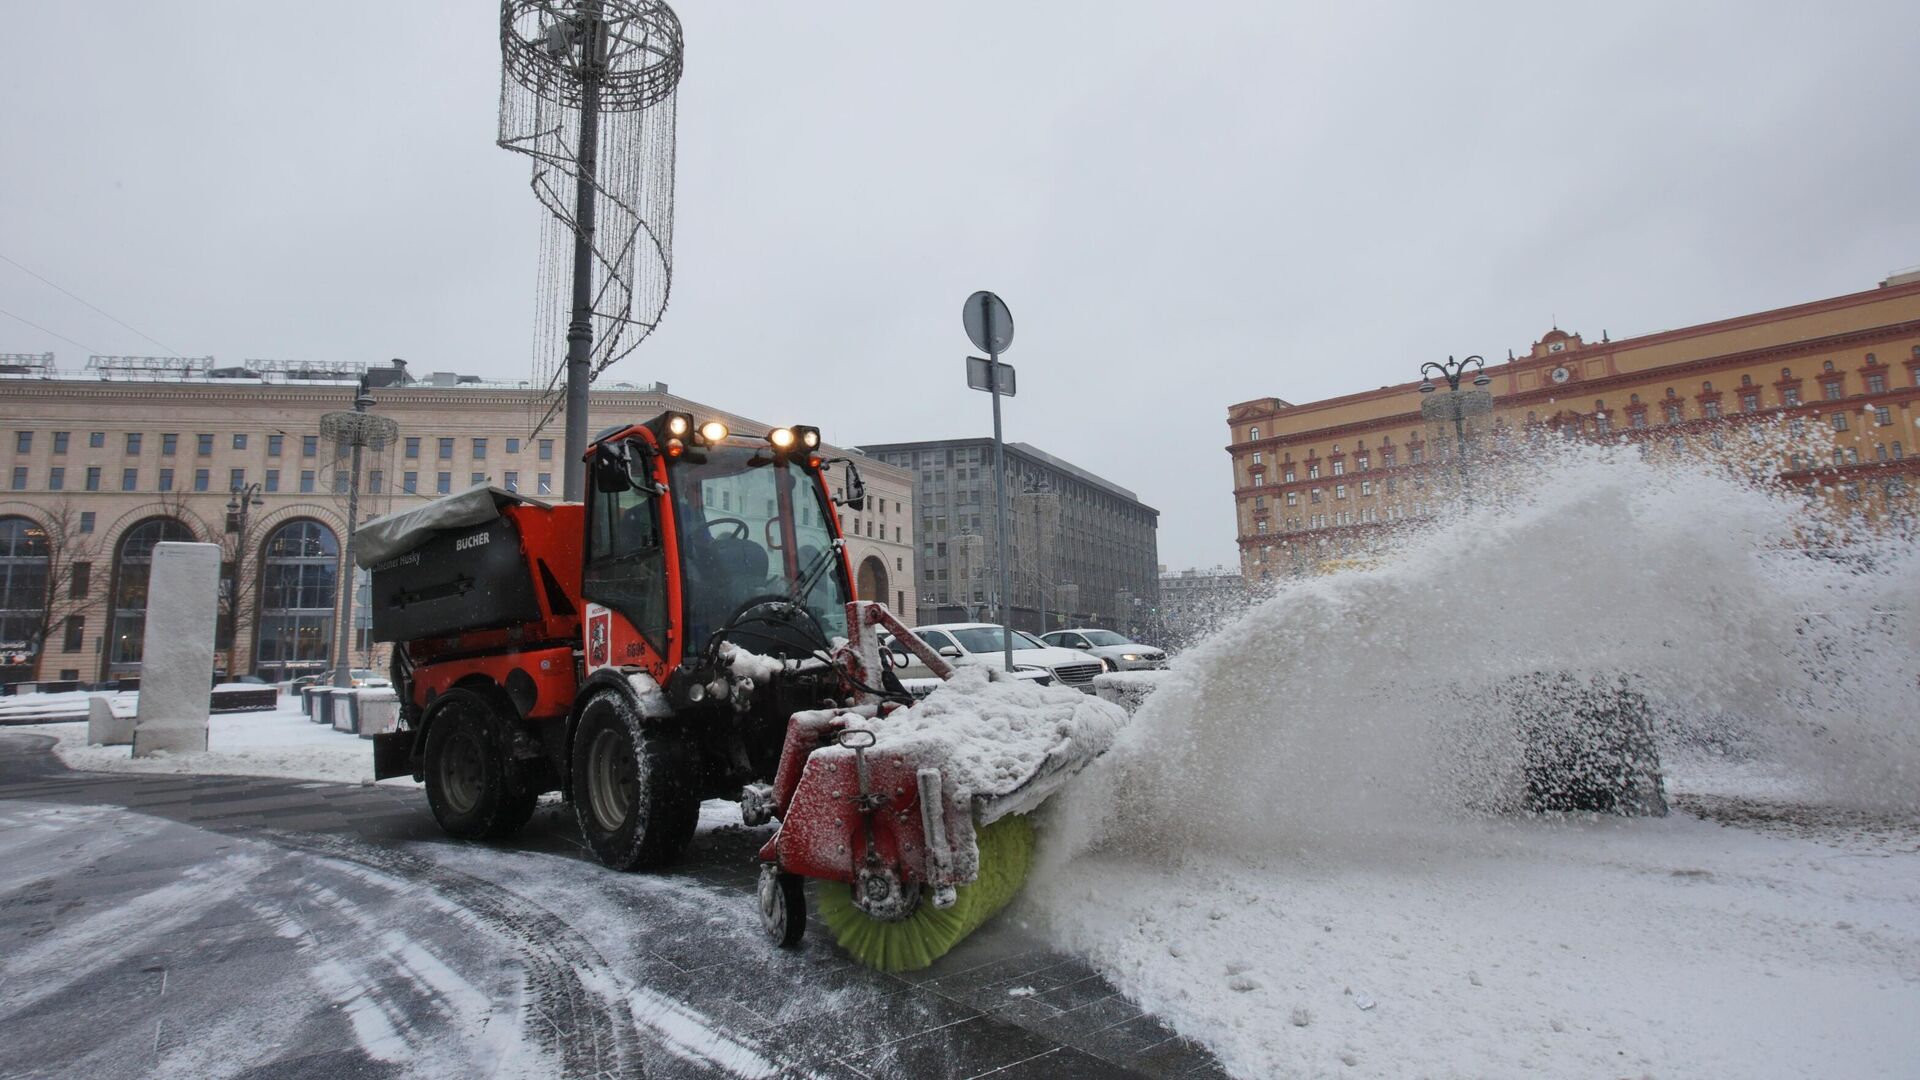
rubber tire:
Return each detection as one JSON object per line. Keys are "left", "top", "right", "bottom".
{"left": 423, "top": 690, "right": 538, "bottom": 840}
{"left": 759, "top": 864, "right": 806, "bottom": 948}
{"left": 570, "top": 692, "right": 699, "bottom": 871}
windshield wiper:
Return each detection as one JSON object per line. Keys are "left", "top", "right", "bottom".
{"left": 787, "top": 538, "right": 843, "bottom": 607}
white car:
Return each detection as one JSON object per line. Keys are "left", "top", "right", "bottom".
{"left": 885, "top": 622, "right": 1108, "bottom": 692}
{"left": 1040, "top": 628, "right": 1167, "bottom": 671}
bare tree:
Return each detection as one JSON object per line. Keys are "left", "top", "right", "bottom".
{"left": 19, "top": 499, "right": 107, "bottom": 679}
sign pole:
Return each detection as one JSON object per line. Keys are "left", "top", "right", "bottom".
{"left": 988, "top": 348, "right": 1013, "bottom": 672}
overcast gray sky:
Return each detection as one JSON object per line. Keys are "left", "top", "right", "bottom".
{"left": 4, "top": 2, "right": 1917, "bottom": 569}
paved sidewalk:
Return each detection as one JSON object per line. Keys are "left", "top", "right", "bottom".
{"left": 0, "top": 731, "right": 1225, "bottom": 1079}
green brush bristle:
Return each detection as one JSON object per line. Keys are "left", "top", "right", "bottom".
{"left": 818, "top": 813, "right": 1036, "bottom": 973}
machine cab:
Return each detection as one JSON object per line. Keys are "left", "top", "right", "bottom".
{"left": 581, "top": 413, "right": 857, "bottom": 678}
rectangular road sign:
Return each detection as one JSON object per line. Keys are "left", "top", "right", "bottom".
{"left": 965, "top": 355, "right": 1016, "bottom": 396}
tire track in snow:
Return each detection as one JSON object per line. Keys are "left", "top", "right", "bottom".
{"left": 264, "top": 830, "right": 807, "bottom": 1078}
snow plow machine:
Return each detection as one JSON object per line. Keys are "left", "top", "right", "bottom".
{"left": 358, "top": 412, "right": 1121, "bottom": 971}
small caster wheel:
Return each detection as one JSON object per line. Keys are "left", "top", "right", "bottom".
{"left": 759, "top": 863, "right": 806, "bottom": 948}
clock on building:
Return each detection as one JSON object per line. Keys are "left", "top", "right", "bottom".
{"left": 1550, "top": 366, "right": 1571, "bottom": 385}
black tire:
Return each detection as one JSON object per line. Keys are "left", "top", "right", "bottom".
{"left": 759, "top": 863, "right": 806, "bottom": 948}
{"left": 423, "top": 689, "right": 537, "bottom": 840}
{"left": 570, "top": 692, "right": 699, "bottom": 870}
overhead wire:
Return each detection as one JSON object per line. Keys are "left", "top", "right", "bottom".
{"left": 0, "top": 251, "right": 187, "bottom": 358}
{"left": 0, "top": 304, "right": 104, "bottom": 355}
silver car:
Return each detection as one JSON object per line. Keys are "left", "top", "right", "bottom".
{"left": 1040, "top": 628, "right": 1167, "bottom": 671}
{"left": 885, "top": 623, "right": 1108, "bottom": 692}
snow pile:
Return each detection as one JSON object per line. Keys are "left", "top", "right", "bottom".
{"left": 1025, "top": 439, "right": 1920, "bottom": 1077}
{"left": 850, "top": 666, "right": 1127, "bottom": 815}
{"left": 14, "top": 699, "right": 400, "bottom": 785}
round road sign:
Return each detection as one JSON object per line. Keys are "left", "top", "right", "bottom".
{"left": 963, "top": 291, "right": 1014, "bottom": 355}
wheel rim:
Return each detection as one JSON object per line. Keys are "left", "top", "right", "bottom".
{"left": 587, "top": 727, "right": 639, "bottom": 834}
{"left": 438, "top": 725, "right": 485, "bottom": 815}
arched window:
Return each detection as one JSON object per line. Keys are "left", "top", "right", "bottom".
{"left": 254, "top": 520, "right": 339, "bottom": 681}
{"left": 0, "top": 517, "right": 50, "bottom": 671}
{"left": 1630, "top": 393, "right": 1641, "bottom": 404}
{"left": 1781, "top": 367, "right": 1793, "bottom": 379}
{"left": 1665, "top": 387, "right": 1677, "bottom": 398}
{"left": 1702, "top": 380, "right": 1713, "bottom": 391}
{"left": 1822, "top": 360, "right": 1835, "bottom": 372}
{"left": 108, "top": 517, "right": 195, "bottom": 675}
{"left": 1741, "top": 374, "right": 1753, "bottom": 387}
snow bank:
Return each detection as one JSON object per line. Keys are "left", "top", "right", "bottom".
{"left": 848, "top": 666, "right": 1127, "bottom": 817}
{"left": 13, "top": 698, "right": 402, "bottom": 785}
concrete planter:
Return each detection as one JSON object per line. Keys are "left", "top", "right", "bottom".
{"left": 330, "top": 691, "right": 359, "bottom": 733}
{"left": 356, "top": 690, "right": 401, "bottom": 739}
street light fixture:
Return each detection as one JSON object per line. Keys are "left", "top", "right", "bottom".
{"left": 320, "top": 379, "right": 399, "bottom": 689}
{"left": 1418, "top": 354, "right": 1494, "bottom": 498}
{"left": 225, "top": 482, "right": 265, "bottom": 535}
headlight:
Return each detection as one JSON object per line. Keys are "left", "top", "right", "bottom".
{"left": 768, "top": 427, "right": 796, "bottom": 449}
{"left": 1099, "top": 658, "right": 1113, "bottom": 672}
{"left": 698, "top": 420, "right": 729, "bottom": 444}
{"left": 666, "top": 414, "right": 690, "bottom": 437}
{"left": 1121, "top": 653, "right": 1139, "bottom": 662}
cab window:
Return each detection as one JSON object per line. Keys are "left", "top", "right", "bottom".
{"left": 585, "top": 482, "right": 667, "bottom": 646}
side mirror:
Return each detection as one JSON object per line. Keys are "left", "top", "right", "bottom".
{"left": 592, "top": 442, "right": 632, "bottom": 493}
{"left": 937, "top": 645, "right": 962, "bottom": 659}
{"left": 841, "top": 460, "right": 867, "bottom": 512}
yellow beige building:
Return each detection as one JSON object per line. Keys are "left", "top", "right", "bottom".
{"left": 0, "top": 359, "right": 913, "bottom": 688}
{"left": 1226, "top": 271, "right": 1920, "bottom": 583}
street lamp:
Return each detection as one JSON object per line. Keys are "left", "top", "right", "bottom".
{"left": 225, "top": 482, "right": 265, "bottom": 535}
{"left": 320, "top": 379, "right": 399, "bottom": 689}
{"left": 1419, "top": 354, "right": 1494, "bottom": 498}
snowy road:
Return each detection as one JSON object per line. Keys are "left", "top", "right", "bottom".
{"left": 0, "top": 731, "right": 1223, "bottom": 1079}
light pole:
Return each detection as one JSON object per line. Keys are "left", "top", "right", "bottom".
{"left": 1419, "top": 355, "right": 1494, "bottom": 498}
{"left": 320, "top": 380, "right": 399, "bottom": 689}
{"left": 222, "top": 482, "right": 265, "bottom": 675}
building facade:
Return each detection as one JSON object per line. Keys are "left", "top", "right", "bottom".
{"left": 1226, "top": 272, "right": 1920, "bottom": 583}
{"left": 1156, "top": 565, "right": 1248, "bottom": 649}
{"left": 860, "top": 438, "right": 1159, "bottom": 634}
{"left": 0, "top": 357, "right": 913, "bottom": 686}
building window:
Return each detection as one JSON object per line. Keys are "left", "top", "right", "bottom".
{"left": 107, "top": 517, "right": 195, "bottom": 674}
{"left": 403, "top": 471, "right": 418, "bottom": 494}
{"left": 161, "top": 433, "right": 177, "bottom": 455}
{"left": 233, "top": 433, "right": 249, "bottom": 451}
{"left": 1283, "top": 468, "right": 1296, "bottom": 483}
{"left": 229, "top": 468, "right": 245, "bottom": 491}
{"left": 1594, "top": 413, "right": 1612, "bottom": 433}
{"left": 0, "top": 524, "right": 54, "bottom": 646}
{"left": 1332, "top": 460, "right": 1345, "bottom": 476}
{"left": 1249, "top": 426, "right": 1260, "bottom": 440}
{"left": 1741, "top": 393, "right": 1759, "bottom": 413}
{"left": 1702, "top": 400, "right": 1721, "bottom": 420}
{"left": 1252, "top": 452, "right": 1262, "bottom": 466}
{"left": 472, "top": 438, "right": 487, "bottom": 460}
{"left": 537, "top": 472, "right": 552, "bottom": 494}
{"left": 53, "top": 431, "right": 69, "bottom": 454}
{"left": 85, "top": 466, "right": 101, "bottom": 491}
{"left": 1410, "top": 448, "right": 1424, "bottom": 465}
{"left": 191, "top": 469, "right": 208, "bottom": 491}
{"left": 1664, "top": 403, "right": 1684, "bottom": 424}
{"left": 269, "top": 434, "right": 283, "bottom": 456}
{"left": 1256, "top": 520, "right": 1267, "bottom": 533}
{"left": 405, "top": 436, "right": 420, "bottom": 459}
{"left": 471, "top": 472, "right": 486, "bottom": 487}
{"left": 1831, "top": 413, "right": 1848, "bottom": 432}
{"left": 300, "top": 470, "right": 316, "bottom": 493}
{"left": 1893, "top": 442, "right": 1905, "bottom": 460}
{"left": 13, "top": 431, "right": 30, "bottom": 454}
{"left": 436, "top": 472, "right": 451, "bottom": 494}
{"left": 124, "top": 433, "right": 141, "bottom": 454}
{"left": 506, "top": 437, "right": 521, "bottom": 454}
{"left": 303, "top": 435, "right": 318, "bottom": 457}
{"left": 121, "top": 468, "right": 138, "bottom": 492}
{"left": 157, "top": 468, "right": 173, "bottom": 492}
{"left": 63, "top": 615, "right": 84, "bottom": 653}
{"left": 1361, "top": 480, "right": 1373, "bottom": 496}
{"left": 438, "top": 438, "right": 454, "bottom": 460}
{"left": 1866, "top": 372, "right": 1887, "bottom": 394}
{"left": 1381, "top": 448, "right": 1395, "bottom": 467}
{"left": 1335, "top": 484, "right": 1347, "bottom": 499}
{"left": 197, "top": 433, "right": 214, "bottom": 456}
{"left": 504, "top": 471, "right": 519, "bottom": 492}
{"left": 254, "top": 520, "right": 339, "bottom": 681}
{"left": 1285, "top": 491, "right": 1298, "bottom": 507}
{"left": 48, "top": 467, "right": 64, "bottom": 491}
{"left": 264, "top": 469, "right": 279, "bottom": 493}
{"left": 369, "top": 469, "right": 383, "bottom": 494}
{"left": 1357, "top": 454, "right": 1369, "bottom": 471}
{"left": 1307, "top": 464, "right": 1320, "bottom": 479}
{"left": 539, "top": 439, "right": 554, "bottom": 461}
{"left": 89, "top": 431, "right": 105, "bottom": 449}
{"left": 79, "top": 512, "right": 94, "bottom": 533}
{"left": 1782, "top": 388, "right": 1800, "bottom": 407}
{"left": 8, "top": 467, "right": 24, "bottom": 491}
{"left": 1310, "top": 488, "right": 1322, "bottom": 504}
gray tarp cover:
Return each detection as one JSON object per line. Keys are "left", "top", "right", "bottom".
{"left": 353, "top": 484, "right": 550, "bottom": 568}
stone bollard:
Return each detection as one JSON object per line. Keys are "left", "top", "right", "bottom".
{"left": 87, "top": 694, "right": 134, "bottom": 746}
{"left": 132, "top": 542, "right": 221, "bottom": 758}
